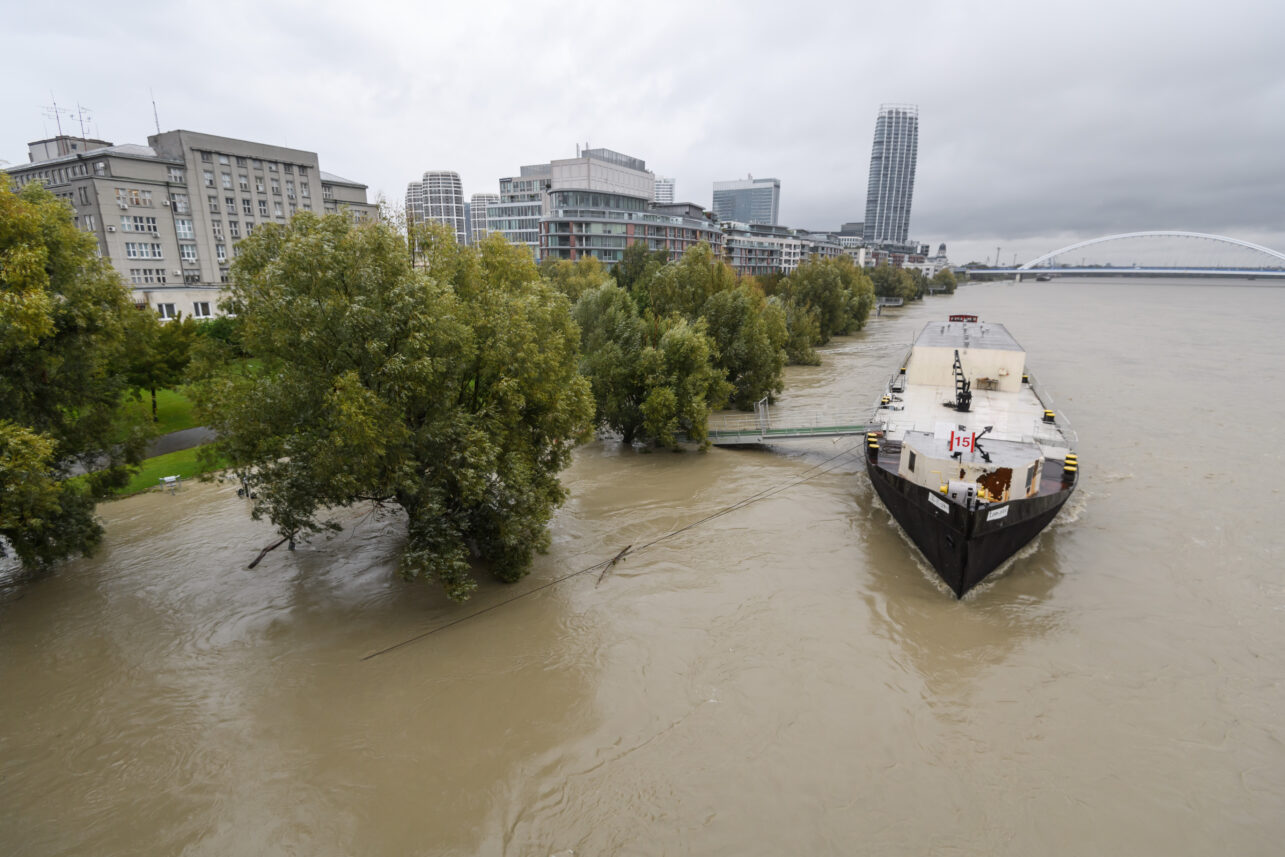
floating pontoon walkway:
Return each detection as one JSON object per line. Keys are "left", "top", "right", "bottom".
{"left": 706, "top": 400, "right": 870, "bottom": 446}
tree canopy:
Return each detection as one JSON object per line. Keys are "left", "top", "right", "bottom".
{"left": 0, "top": 181, "right": 146, "bottom": 568}
{"left": 195, "top": 215, "right": 593, "bottom": 601}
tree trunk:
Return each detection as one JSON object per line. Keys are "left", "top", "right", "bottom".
{"left": 151, "top": 387, "right": 159, "bottom": 422}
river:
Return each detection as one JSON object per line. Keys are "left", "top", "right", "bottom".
{"left": 2, "top": 278, "right": 1283, "bottom": 855}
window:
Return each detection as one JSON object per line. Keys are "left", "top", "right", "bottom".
{"left": 283, "top": 164, "right": 293, "bottom": 174}
{"left": 129, "top": 268, "right": 166, "bottom": 285}
{"left": 184, "top": 273, "right": 201, "bottom": 284}
{"left": 258, "top": 200, "right": 268, "bottom": 216}
{"left": 221, "top": 172, "right": 233, "bottom": 189}
{"left": 199, "top": 151, "right": 212, "bottom": 163}
{"left": 217, "top": 154, "right": 229, "bottom": 165}
{"left": 157, "top": 303, "right": 177, "bottom": 319}
{"left": 208, "top": 195, "right": 219, "bottom": 212}
{"left": 300, "top": 182, "right": 310, "bottom": 198}
{"left": 273, "top": 201, "right": 283, "bottom": 217}
{"left": 216, "top": 244, "right": 227, "bottom": 262}
{"left": 125, "top": 242, "right": 163, "bottom": 259}
{"left": 180, "top": 244, "right": 198, "bottom": 262}
{"left": 322, "top": 185, "right": 334, "bottom": 200}
{"left": 83, "top": 214, "right": 96, "bottom": 230}
{"left": 176, "top": 218, "right": 194, "bottom": 239}
{"left": 268, "top": 162, "right": 278, "bottom": 172}
{"left": 242, "top": 198, "right": 252, "bottom": 216}
{"left": 168, "top": 167, "right": 185, "bottom": 182}
{"left": 255, "top": 177, "right": 265, "bottom": 193}
{"left": 289, "top": 203, "right": 297, "bottom": 216}
{"left": 78, "top": 186, "right": 89, "bottom": 205}
{"left": 229, "top": 220, "right": 240, "bottom": 238}
{"left": 302, "top": 202, "right": 311, "bottom": 211}
{"left": 225, "top": 196, "right": 236, "bottom": 214}
{"left": 139, "top": 190, "right": 152, "bottom": 206}
{"left": 193, "top": 301, "right": 212, "bottom": 318}
{"left": 212, "top": 220, "right": 224, "bottom": 239}
{"left": 219, "top": 269, "right": 230, "bottom": 284}
{"left": 203, "top": 170, "right": 215, "bottom": 187}
{"left": 286, "top": 180, "right": 295, "bottom": 198}
{"left": 94, "top": 161, "right": 106, "bottom": 176}
{"left": 907, "top": 450, "right": 916, "bottom": 473}
{"left": 171, "top": 192, "right": 190, "bottom": 214}
{"left": 238, "top": 174, "right": 249, "bottom": 191}
{"left": 233, "top": 244, "right": 242, "bottom": 258}
{"left": 245, "top": 222, "right": 254, "bottom": 234}
{"left": 235, "top": 156, "right": 247, "bottom": 167}
{"left": 271, "top": 180, "right": 280, "bottom": 195}
{"left": 121, "top": 216, "right": 158, "bottom": 233}
{"left": 297, "top": 166, "right": 308, "bottom": 177}
{"left": 251, "top": 159, "right": 262, "bottom": 169}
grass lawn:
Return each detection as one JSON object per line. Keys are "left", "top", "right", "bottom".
{"left": 116, "top": 445, "right": 230, "bottom": 497}
{"left": 123, "top": 387, "right": 200, "bottom": 436}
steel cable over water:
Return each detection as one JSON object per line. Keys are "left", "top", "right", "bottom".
{"left": 360, "top": 439, "right": 867, "bottom": 661}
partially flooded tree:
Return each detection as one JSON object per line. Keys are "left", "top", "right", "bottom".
{"left": 196, "top": 214, "right": 594, "bottom": 601}
{"left": 0, "top": 181, "right": 146, "bottom": 568}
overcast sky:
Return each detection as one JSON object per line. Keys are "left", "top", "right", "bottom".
{"left": 4, "top": 0, "right": 1282, "bottom": 265}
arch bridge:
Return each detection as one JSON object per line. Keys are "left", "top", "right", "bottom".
{"left": 1007, "top": 231, "right": 1285, "bottom": 278}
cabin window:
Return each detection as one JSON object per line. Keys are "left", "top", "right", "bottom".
{"left": 1026, "top": 463, "right": 1038, "bottom": 495}
{"left": 907, "top": 450, "right": 916, "bottom": 473}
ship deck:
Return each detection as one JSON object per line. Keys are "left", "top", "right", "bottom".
{"left": 878, "top": 378, "right": 1074, "bottom": 456}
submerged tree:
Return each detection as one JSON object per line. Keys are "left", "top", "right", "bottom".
{"left": 573, "top": 283, "right": 730, "bottom": 448}
{"left": 196, "top": 215, "right": 594, "bottom": 601}
{"left": 0, "top": 181, "right": 147, "bottom": 568}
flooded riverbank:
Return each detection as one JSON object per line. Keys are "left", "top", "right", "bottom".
{"left": 3, "top": 279, "right": 1283, "bottom": 855}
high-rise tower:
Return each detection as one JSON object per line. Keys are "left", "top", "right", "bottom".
{"left": 712, "top": 175, "right": 780, "bottom": 226}
{"left": 863, "top": 104, "right": 918, "bottom": 247}
{"left": 405, "top": 170, "right": 467, "bottom": 245}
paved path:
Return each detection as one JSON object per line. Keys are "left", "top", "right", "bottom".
{"left": 146, "top": 426, "right": 217, "bottom": 458}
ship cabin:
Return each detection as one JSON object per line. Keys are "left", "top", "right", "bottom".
{"left": 878, "top": 319, "right": 1072, "bottom": 509}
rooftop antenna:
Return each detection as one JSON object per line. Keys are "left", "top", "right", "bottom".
{"left": 151, "top": 89, "right": 161, "bottom": 134}
{"left": 75, "top": 103, "right": 93, "bottom": 138}
{"left": 42, "top": 93, "right": 72, "bottom": 137}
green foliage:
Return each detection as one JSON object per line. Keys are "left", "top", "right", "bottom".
{"left": 611, "top": 240, "right": 670, "bottom": 294}
{"left": 124, "top": 311, "right": 199, "bottom": 421}
{"left": 0, "top": 180, "right": 146, "bottom": 568}
{"left": 700, "top": 284, "right": 787, "bottom": 409}
{"left": 931, "top": 267, "right": 958, "bottom": 293}
{"left": 196, "top": 212, "right": 593, "bottom": 601}
{"left": 540, "top": 254, "right": 612, "bottom": 302}
{"left": 780, "top": 255, "right": 875, "bottom": 345}
{"left": 195, "top": 314, "right": 246, "bottom": 355}
{"left": 869, "top": 264, "right": 919, "bottom": 301}
{"left": 640, "top": 242, "right": 738, "bottom": 319}
{"left": 573, "top": 283, "right": 730, "bottom": 448}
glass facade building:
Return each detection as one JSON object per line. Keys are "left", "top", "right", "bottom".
{"left": 712, "top": 176, "right": 780, "bottom": 226}
{"left": 540, "top": 192, "right": 723, "bottom": 266}
{"left": 863, "top": 104, "right": 919, "bottom": 247}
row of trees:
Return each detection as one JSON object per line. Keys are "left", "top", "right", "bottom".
{"left": 543, "top": 242, "right": 880, "bottom": 447}
{"left": 3, "top": 183, "right": 952, "bottom": 600}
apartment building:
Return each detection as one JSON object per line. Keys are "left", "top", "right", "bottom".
{"left": 6, "top": 130, "right": 377, "bottom": 318}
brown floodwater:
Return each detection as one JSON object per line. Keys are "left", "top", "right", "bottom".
{"left": 2, "top": 279, "right": 1283, "bottom": 855}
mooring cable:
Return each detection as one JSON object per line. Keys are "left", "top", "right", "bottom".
{"left": 361, "top": 439, "right": 867, "bottom": 661}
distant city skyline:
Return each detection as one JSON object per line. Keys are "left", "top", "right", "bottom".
{"left": 4, "top": 1, "right": 1283, "bottom": 266}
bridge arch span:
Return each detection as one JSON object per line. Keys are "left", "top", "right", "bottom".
{"left": 1018, "top": 231, "right": 1285, "bottom": 270}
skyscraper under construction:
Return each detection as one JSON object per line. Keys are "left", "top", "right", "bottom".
{"left": 863, "top": 104, "right": 919, "bottom": 247}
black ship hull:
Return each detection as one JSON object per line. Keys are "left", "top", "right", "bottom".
{"left": 866, "top": 458, "right": 1073, "bottom": 597}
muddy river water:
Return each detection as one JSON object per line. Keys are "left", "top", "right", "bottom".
{"left": 2, "top": 279, "right": 1283, "bottom": 855}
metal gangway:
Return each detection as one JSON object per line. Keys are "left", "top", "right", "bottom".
{"left": 707, "top": 398, "right": 870, "bottom": 446}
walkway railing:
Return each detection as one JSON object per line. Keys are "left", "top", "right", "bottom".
{"left": 707, "top": 398, "right": 870, "bottom": 445}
